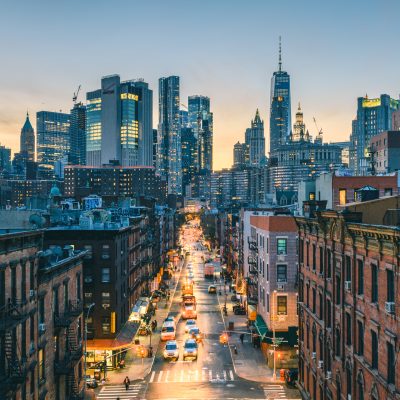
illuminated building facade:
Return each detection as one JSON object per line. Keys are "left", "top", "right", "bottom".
{"left": 86, "top": 75, "right": 152, "bottom": 167}
{"left": 181, "top": 127, "right": 198, "bottom": 197}
{"left": 350, "top": 94, "right": 400, "bottom": 175}
{"left": 36, "top": 111, "right": 70, "bottom": 179}
{"left": 20, "top": 112, "right": 35, "bottom": 162}
{"left": 269, "top": 40, "right": 291, "bottom": 156}
{"left": 233, "top": 141, "right": 248, "bottom": 168}
{"left": 158, "top": 76, "right": 182, "bottom": 195}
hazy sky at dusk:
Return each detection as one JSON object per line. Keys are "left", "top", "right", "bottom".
{"left": 1, "top": 0, "right": 399, "bottom": 169}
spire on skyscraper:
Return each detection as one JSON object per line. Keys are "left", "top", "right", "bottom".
{"left": 278, "top": 36, "right": 282, "bottom": 72}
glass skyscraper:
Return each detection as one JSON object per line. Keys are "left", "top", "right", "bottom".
{"left": 86, "top": 75, "right": 152, "bottom": 167}
{"left": 269, "top": 40, "right": 291, "bottom": 156}
{"left": 158, "top": 76, "right": 182, "bottom": 195}
{"left": 36, "top": 111, "right": 70, "bottom": 179}
{"left": 69, "top": 102, "right": 86, "bottom": 165}
{"left": 350, "top": 94, "right": 400, "bottom": 175}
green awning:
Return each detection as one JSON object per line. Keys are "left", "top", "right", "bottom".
{"left": 254, "top": 315, "right": 270, "bottom": 340}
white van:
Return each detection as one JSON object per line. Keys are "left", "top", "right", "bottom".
{"left": 161, "top": 321, "right": 176, "bottom": 341}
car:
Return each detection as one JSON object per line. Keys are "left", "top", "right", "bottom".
{"left": 208, "top": 285, "right": 217, "bottom": 294}
{"left": 138, "top": 323, "right": 151, "bottom": 336}
{"left": 185, "top": 319, "right": 197, "bottom": 333}
{"left": 163, "top": 340, "right": 179, "bottom": 361}
{"left": 183, "top": 339, "right": 198, "bottom": 361}
{"left": 164, "top": 315, "right": 177, "bottom": 324}
{"left": 84, "top": 376, "right": 98, "bottom": 388}
{"left": 284, "top": 369, "right": 298, "bottom": 386}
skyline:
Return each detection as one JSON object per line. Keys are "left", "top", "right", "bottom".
{"left": 1, "top": 0, "right": 400, "bottom": 169}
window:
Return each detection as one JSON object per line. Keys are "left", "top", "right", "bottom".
{"left": 76, "top": 273, "right": 81, "bottom": 301}
{"left": 101, "top": 292, "right": 111, "bottom": 309}
{"left": 84, "top": 245, "right": 93, "bottom": 259}
{"left": 335, "top": 328, "right": 341, "bottom": 357}
{"left": 384, "top": 188, "right": 393, "bottom": 196}
{"left": 387, "top": 342, "right": 395, "bottom": 384}
{"left": 277, "top": 296, "right": 287, "bottom": 315}
{"left": 357, "top": 321, "right": 364, "bottom": 356}
{"left": 319, "top": 248, "right": 324, "bottom": 274}
{"left": 326, "top": 300, "right": 331, "bottom": 328}
{"left": 346, "top": 365, "right": 352, "bottom": 398}
{"left": 277, "top": 238, "right": 287, "bottom": 255}
{"left": 38, "top": 349, "right": 45, "bottom": 381}
{"left": 102, "top": 244, "right": 110, "bottom": 259}
{"left": 29, "top": 262, "right": 35, "bottom": 291}
{"left": 266, "top": 293, "right": 270, "bottom": 312}
{"left": 299, "top": 239, "right": 304, "bottom": 263}
{"left": 101, "top": 268, "right": 111, "bottom": 283}
{"left": 345, "top": 255, "right": 351, "bottom": 282}
{"left": 371, "top": 330, "right": 378, "bottom": 369}
{"left": 387, "top": 269, "right": 394, "bottom": 302}
{"left": 21, "top": 262, "right": 26, "bottom": 302}
{"left": 53, "top": 287, "right": 59, "bottom": 317}
{"left": 336, "top": 276, "right": 341, "bottom": 305}
{"left": 327, "top": 249, "right": 332, "bottom": 278}
{"left": 306, "top": 283, "right": 310, "bottom": 308}
{"left": 266, "top": 263, "right": 269, "bottom": 281}
{"left": 39, "top": 297, "right": 45, "bottom": 325}
{"left": 63, "top": 282, "right": 69, "bottom": 310}
{"left": 339, "top": 189, "right": 347, "bottom": 205}
{"left": 277, "top": 264, "right": 287, "bottom": 283}
{"left": 371, "top": 264, "right": 378, "bottom": 303}
{"left": 346, "top": 313, "right": 351, "bottom": 346}
{"left": 319, "top": 293, "right": 323, "bottom": 320}
{"left": 306, "top": 242, "right": 310, "bottom": 266}
{"left": 357, "top": 259, "right": 364, "bottom": 295}
{"left": 84, "top": 292, "right": 93, "bottom": 307}
{"left": 312, "top": 244, "right": 316, "bottom": 271}
{"left": 312, "top": 288, "right": 316, "bottom": 314}
{"left": 102, "top": 317, "right": 111, "bottom": 334}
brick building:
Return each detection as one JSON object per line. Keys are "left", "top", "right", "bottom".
{"left": 370, "top": 131, "right": 400, "bottom": 174}
{"left": 296, "top": 209, "right": 400, "bottom": 400}
{"left": 0, "top": 230, "right": 85, "bottom": 400}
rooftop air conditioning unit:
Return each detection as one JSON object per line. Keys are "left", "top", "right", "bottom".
{"left": 344, "top": 281, "right": 351, "bottom": 291}
{"left": 385, "top": 302, "right": 395, "bottom": 314}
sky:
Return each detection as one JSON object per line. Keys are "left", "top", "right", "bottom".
{"left": 1, "top": 0, "right": 400, "bottom": 170}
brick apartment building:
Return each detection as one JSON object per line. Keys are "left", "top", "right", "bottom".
{"left": 370, "top": 131, "right": 400, "bottom": 174}
{"left": 0, "top": 230, "right": 85, "bottom": 400}
{"left": 296, "top": 209, "right": 400, "bottom": 400}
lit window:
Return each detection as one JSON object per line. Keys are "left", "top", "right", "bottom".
{"left": 277, "top": 296, "right": 287, "bottom": 315}
{"left": 339, "top": 189, "right": 347, "bottom": 205}
{"left": 277, "top": 238, "right": 287, "bottom": 254}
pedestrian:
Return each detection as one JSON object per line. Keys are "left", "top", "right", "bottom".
{"left": 239, "top": 333, "right": 244, "bottom": 344}
{"left": 123, "top": 376, "right": 130, "bottom": 391}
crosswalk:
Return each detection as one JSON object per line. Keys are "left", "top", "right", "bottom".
{"left": 263, "top": 383, "right": 301, "bottom": 399}
{"left": 148, "top": 368, "right": 235, "bottom": 383}
{"left": 97, "top": 383, "right": 143, "bottom": 399}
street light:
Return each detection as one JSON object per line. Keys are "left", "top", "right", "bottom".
{"left": 84, "top": 303, "right": 95, "bottom": 388}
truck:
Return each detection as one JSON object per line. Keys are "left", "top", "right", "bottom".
{"left": 204, "top": 263, "right": 215, "bottom": 279}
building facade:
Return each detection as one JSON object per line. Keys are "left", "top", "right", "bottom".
{"left": 181, "top": 127, "right": 198, "bottom": 197}
{"left": 36, "top": 111, "right": 70, "bottom": 179}
{"left": 69, "top": 102, "right": 86, "bottom": 165}
{"left": 296, "top": 209, "right": 400, "bottom": 400}
{"left": 20, "top": 113, "right": 35, "bottom": 162}
{"left": 350, "top": 94, "right": 400, "bottom": 175}
{"left": 248, "top": 109, "right": 265, "bottom": 166}
{"left": 370, "top": 131, "right": 400, "bottom": 174}
{"left": 157, "top": 76, "right": 182, "bottom": 195}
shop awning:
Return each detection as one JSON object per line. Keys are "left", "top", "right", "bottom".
{"left": 254, "top": 315, "right": 270, "bottom": 340}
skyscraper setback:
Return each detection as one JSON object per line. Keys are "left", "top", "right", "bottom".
{"left": 269, "top": 38, "right": 291, "bottom": 155}
{"left": 86, "top": 75, "right": 153, "bottom": 167}
{"left": 158, "top": 76, "right": 182, "bottom": 195}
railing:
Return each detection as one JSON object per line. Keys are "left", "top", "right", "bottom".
{"left": 54, "top": 300, "right": 83, "bottom": 328}
{"left": 248, "top": 256, "right": 257, "bottom": 265}
{"left": 0, "top": 299, "right": 27, "bottom": 332}
{"left": 54, "top": 346, "right": 83, "bottom": 375}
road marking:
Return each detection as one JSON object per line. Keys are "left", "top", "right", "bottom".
{"left": 149, "top": 371, "right": 155, "bottom": 383}
{"left": 229, "top": 370, "right": 234, "bottom": 381}
{"left": 209, "top": 369, "right": 213, "bottom": 380}
{"left": 223, "top": 370, "right": 227, "bottom": 380}
{"left": 180, "top": 369, "right": 184, "bottom": 382}
{"left": 157, "top": 370, "right": 163, "bottom": 382}
{"left": 165, "top": 370, "right": 170, "bottom": 382}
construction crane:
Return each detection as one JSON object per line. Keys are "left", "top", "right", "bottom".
{"left": 180, "top": 103, "right": 188, "bottom": 110}
{"left": 73, "top": 85, "right": 81, "bottom": 104}
{"left": 313, "top": 116, "right": 323, "bottom": 139}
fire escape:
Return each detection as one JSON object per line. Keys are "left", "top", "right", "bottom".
{"left": 0, "top": 300, "right": 31, "bottom": 398}
{"left": 247, "top": 236, "right": 259, "bottom": 305}
{"left": 53, "top": 300, "right": 83, "bottom": 400}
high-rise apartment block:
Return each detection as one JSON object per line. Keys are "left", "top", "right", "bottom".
{"left": 350, "top": 94, "right": 400, "bottom": 175}
{"left": 86, "top": 75, "right": 153, "bottom": 167}
{"left": 69, "top": 102, "right": 86, "bottom": 165}
{"left": 36, "top": 111, "right": 70, "bottom": 179}
{"left": 181, "top": 127, "right": 198, "bottom": 197}
{"left": 158, "top": 76, "right": 182, "bottom": 195}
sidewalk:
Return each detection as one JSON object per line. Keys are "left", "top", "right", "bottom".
{"left": 218, "top": 288, "right": 277, "bottom": 383}
{"left": 105, "top": 258, "right": 184, "bottom": 385}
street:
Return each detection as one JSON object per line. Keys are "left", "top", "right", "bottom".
{"left": 96, "top": 218, "right": 301, "bottom": 399}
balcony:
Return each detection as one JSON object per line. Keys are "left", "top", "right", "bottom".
{"left": 0, "top": 300, "right": 28, "bottom": 332}
{"left": 54, "top": 300, "right": 83, "bottom": 328}
{"left": 248, "top": 256, "right": 257, "bottom": 265}
{"left": 249, "top": 267, "right": 258, "bottom": 275}
{"left": 248, "top": 237, "right": 257, "bottom": 251}
{"left": 54, "top": 346, "right": 83, "bottom": 375}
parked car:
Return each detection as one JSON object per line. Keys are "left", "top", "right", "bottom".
{"left": 284, "top": 368, "right": 298, "bottom": 386}
{"left": 208, "top": 285, "right": 217, "bottom": 294}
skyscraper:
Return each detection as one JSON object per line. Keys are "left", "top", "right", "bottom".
{"left": 188, "top": 95, "right": 213, "bottom": 173}
{"left": 158, "top": 76, "right": 182, "bottom": 195}
{"left": 181, "top": 127, "right": 198, "bottom": 196}
{"left": 350, "top": 94, "right": 400, "bottom": 175}
{"left": 86, "top": 75, "right": 153, "bottom": 167}
{"left": 291, "top": 103, "right": 306, "bottom": 142}
{"left": 248, "top": 109, "right": 265, "bottom": 166}
{"left": 269, "top": 38, "right": 291, "bottom": 155}
{"left": 20, "top": 112, "right": 35, "bottom": 162}
{"left": 233, "top": 141, "right": 248, "bottom": 168}
{"left": 0, "top": 144, "right": 11, "bottom": 174}
{"left": 69, "top": 102, "right": 86, "bottom": 165}
{"left": 37, "top": 111, "right": 70, "bottom": 179}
